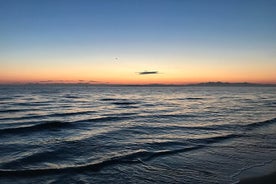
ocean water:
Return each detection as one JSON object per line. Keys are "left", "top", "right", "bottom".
{"left": 0, "top": 85, "right": 275, "bottom": 184}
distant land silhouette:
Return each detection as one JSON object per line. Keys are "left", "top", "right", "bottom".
{"left": 186, "top": 82, "right": 276, "bottom": 87}
{"left": 121, "top": 82, "right": 276, "bottom": 87}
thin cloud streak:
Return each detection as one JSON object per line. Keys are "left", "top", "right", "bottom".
{"left": 138, "top": 71, "right": 159, "bottom": 75}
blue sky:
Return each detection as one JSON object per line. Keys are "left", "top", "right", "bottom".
{"left": 1, "top": 0, "right": 276, "bottom": 84}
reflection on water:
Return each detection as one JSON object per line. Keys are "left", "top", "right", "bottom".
{"left": 0, "top": 85, "right": 276, "bottom": 183}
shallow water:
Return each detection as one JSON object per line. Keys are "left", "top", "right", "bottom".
{"left": 0, "top": 85, "right": 275, "bottom": 183}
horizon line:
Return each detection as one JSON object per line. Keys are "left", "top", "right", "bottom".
{"left": 1, "top": 81, "right": 276, "bottom": 86}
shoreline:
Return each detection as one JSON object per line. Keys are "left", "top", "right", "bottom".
{"left": 236, "top": 159, "right": 276, "bottom": 184}
{"left": 238, "top": 171, "right": 276, "bottom": 184}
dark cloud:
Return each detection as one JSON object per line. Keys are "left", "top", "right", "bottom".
{"left": 138, "top": 71, "right": 159, "bottom": 75}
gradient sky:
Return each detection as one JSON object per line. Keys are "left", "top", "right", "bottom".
{"left": 1, "top": 0, "right": 276, "bottom": 84}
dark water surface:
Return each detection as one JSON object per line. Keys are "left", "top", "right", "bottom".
{"left": 0, "top": 85, "right": 275, "bottom": 183}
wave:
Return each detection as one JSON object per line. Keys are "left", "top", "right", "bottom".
{"left": 0, "top": 113, "right": 137, "bottom": 134}
{"left": 2, "top": 116, "right": 273, "bottom": 138}
{"left": 243, "top": 117, "right": 276, "bottom": 129}
{"left": 144, "top": 140, "right": 188, "bottom": 148}
{"left": 0, "top": 97, "right": 13, "bottom": 101}
{"left": 111, "top": 102, "right": 138, "bottom": 105}
{"left": 134, "top": 134, "right": 239, "bottom": 152}
{"left": 144, "top": 134, "right": 239, "bottom": 148}
{"left": 11, "top": 101, "right": 53, "bottom": 107}
{"left": 155, "top": 117, "right": 276, "bottom": 132}
{"left": 117, "top": 105, "right": 139, "bottom": 109}
{"left": 174, "top": 97, "right": 205, "bottom": 101}
{"left": 76, "top": 116, "right": 132, "bottom": 123}
{"left": 63, "top": 95, "right": 80, "bottom": 99}
{"left": 0, "top": 110, "right": 96, "bottom": 121}
{"left": 0, "top": 109, "right": 32, "bottom": 113}
{"left": 75, "top": 113, "right": 196, "bottom": 124}
{"left": 100, "top": 98, "right": 118, "bottom": 101}
{"left": 142, "top": 124, "right": 234, "bottom": 132}
{"left": 188, "top": 117, "right": 276, "bottom": 132}
{"left": 0, "top": 147, "right": 200, "bottom": 177}
{"left": 0, "top": 131, "right": 241, "bottom": 177}
{"left": 100, "top": 98, "right": 140, "bottom": 105}
{"left": 0, "top": 113, "right": 196, "bottom": 134}
{"left": 194, "top": 134, "right": 239, "bottom": 144}
{"left": 0, "top": 137, "right": 235, "bottom": 177}
{"left": 52, "top": 111, "right": 96, "bottom": 117}
{"left": 0, "top": 121, "right": 72, "bottom": 135}
{"left": 100, "top": 98, "right": 135, "bottom": 102}
{"left": 0, "top": 112, "right": 196, "bottom": 126}
{"left": 150, "top": 114, "right": 196, "bottom": 119}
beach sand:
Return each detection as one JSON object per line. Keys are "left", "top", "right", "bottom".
{"left": 238, "top": 172, "right": 276, "bottom": 184}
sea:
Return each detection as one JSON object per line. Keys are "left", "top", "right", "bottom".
{"left": 0, "top": 85, "right": 275, "bottom": 184}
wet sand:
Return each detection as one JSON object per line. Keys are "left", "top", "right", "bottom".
{"left": 238, "top": 171, "right": 276, "bottom": 184}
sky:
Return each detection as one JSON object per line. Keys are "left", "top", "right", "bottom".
{"left": 0, "top": 0, "right": 276, "bottom": 84}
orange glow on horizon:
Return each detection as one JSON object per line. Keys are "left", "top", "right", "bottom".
{"left": 1, "top": 59, "right": 275, "bottom": 85}
{"left": 1, "top": 76, "right": 275, "bottom": 85}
